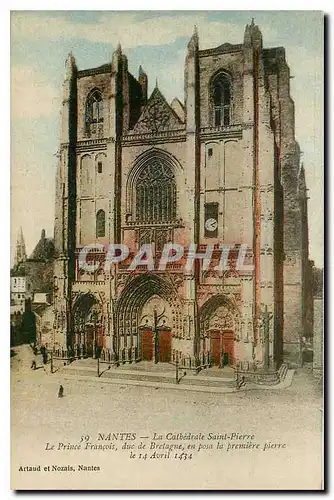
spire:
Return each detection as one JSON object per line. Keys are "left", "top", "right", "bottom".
{"left": 187, "top": 25, "right": 199, "bottom": 53}
{"left": 112, "top": 42, "right": 123, "bottom": 71}
{"left": 298, "top": 163, "right": 307, "bottom": 195}
{"left": 250, "top": 18, "right": 262, "bottom": 48}
{"left": 14, "top": 227, "right": 27, "bottom": 267}
{"left": 138, "top": 65, "right": 148, "bottom": 103}
{"left": 65, "top": 52, "right": 76, "bottom": 80}
{"left": 299, "top": 162, "right": 306, "bottom": 182}
{"left": 193, "top": 25, "right": 198, "bottom": 42}
{"left": 139, "top": 65, "right": 146, "bottom": 78}
{"left": 244, "top": 18, "right": 262, "bottom": 48}
{"left": 244, "top": 22, "right": 251, "bottom": 45}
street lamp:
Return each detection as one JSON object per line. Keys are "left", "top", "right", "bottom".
{"left": 175, "top": 354, "right": 187, "bottom": 384}
{"left": 91, "top": 305, "right": 102, "bottom": 375}
{"left": 153, "top": 305, "right": 166, "bottom": 364}
{"left": 153, "top": 306, "right": 159, "bottom": 364}
{"left": 90, "top": 307, "right": 98, "bottom": 358}
{"left": 261, "top": 305, "right": 273, "bottom": 368}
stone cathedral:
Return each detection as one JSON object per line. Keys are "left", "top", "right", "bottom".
{"left": 53, "top": 20, "right": 310, "bottom": 380}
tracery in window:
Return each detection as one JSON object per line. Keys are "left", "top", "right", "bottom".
{"left": 85, "top": 89, "right": 104, "bottom": 137}
{"left": 135, "top": 160, "right": 176, "bottom": 223}
{"left": 211, "top": 73, "right": 231, "bottom": 127}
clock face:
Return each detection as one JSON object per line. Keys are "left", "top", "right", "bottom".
{"left": 205, "top": 218, "right": 218, "bottom": 232}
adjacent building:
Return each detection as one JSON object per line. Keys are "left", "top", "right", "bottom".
{"left": 11, "top": 229, "right": 56, "bottom": 345}
{"left": 313, "top": 267, "right": 323, "bottom": 378}
{"left": 10, "top": 276, "right": 26, "bottom": 314}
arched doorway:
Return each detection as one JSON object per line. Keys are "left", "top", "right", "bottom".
{"left": 117, "top": 275, "right": 181, "bottom": 363}
{"left": 139, "top": 295, "right": 172, "bottom": 362}
{"left": 200, "top": 295, "right": 239, "bottom": 367}
{"left": 72, "top": 293, "right": 103, "bottom": 357}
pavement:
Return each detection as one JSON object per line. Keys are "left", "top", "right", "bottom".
{"left": 11, "top": 344, "right": 323, "bottom": 490}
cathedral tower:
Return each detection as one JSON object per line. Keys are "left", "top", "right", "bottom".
{"left": 52, "top": 22, "right": 309, "bottom": 377}
{"left": 14, "top": 227, "right": 27, "bottom": 267}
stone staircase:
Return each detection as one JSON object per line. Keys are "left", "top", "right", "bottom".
{"left": 58, "top": 358, "right": 236, "bottom": 389}
{"left": 53, "top": 358, "right": 293, "bottom": 392}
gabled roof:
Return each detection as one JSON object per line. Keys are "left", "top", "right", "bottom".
{"left": 30, "top": 237, "right": 55, "bottom": 262}
{"left": 131, "top": 86, "right": 184, "bottom": 135}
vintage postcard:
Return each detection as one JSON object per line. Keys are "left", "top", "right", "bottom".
{"left": 10, "top": 10, "right": 324, "bottom": 490}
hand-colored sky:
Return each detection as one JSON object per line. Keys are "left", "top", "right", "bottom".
{"left": 11, "top": 10, "right": 324, "bottom": 266}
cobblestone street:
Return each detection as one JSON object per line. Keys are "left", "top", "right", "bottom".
{"left": 11, "top": 345, "right": 323, "bottom": 490}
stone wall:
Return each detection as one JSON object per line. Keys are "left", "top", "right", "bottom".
{"left": 313, "top": 297, "right": 323, "bottom": 377}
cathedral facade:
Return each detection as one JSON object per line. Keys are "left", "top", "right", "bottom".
{"left": 53, "top": 20, "right": 309, "bottom": 378}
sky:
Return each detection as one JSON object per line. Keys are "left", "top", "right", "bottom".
{"left": 10, "top": 10, "right": 324, "bottom": 267}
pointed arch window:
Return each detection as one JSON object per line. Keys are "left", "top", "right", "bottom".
{"left": 135, "top": 160, "right": 176, "bottom": 223}
{"left": 211, "top": 73, "right": 231, "bottom": 127}
{"left": 96, "top": 210, "right": 105, "bottom": 238}
{"left": 85, "top": 89, "right": 104, "bottom": 136}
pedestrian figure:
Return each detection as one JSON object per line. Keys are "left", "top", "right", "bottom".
{"left": 236, "top": 376, "right": 246, "bottom": 390}
{"left": 58, "top": 385, "right": 64, "bottom": 398}
{"left": 30, "top": 360, "right": 36, "bottom": 370}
